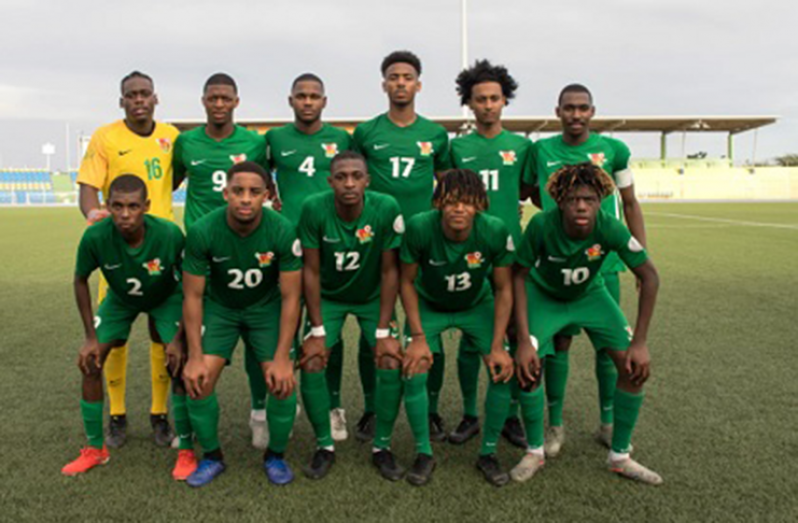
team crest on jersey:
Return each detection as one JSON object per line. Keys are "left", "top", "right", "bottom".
{"left": 156, "top": 138, "right": 172, "bottom": 153}
{"left": 586, "top": 244, "right": 603, "bottom": 261}
{"left": 417, "top": 142, "right": 434, "bottom": 156}
{"left": 143, "top": 258, "right": 163, "bottom": 276}
{"left": 465, "top": 252, "right": 483, "bottom": 269}
{"left": 356, "top": 225, "right": 374, "bottom": 244}
{"left": 256, "top": 252, "right": 274, "bottom": 267}
{"left": 321, "top": 143, "right": 339, "bottom": 158}
{"left": 230, "top": 154, "right": 247, "bottom": 164}
{"left": 589, "top": 152, "right": 606, "bottom": 166}
{"left": 499, "top": 150, "right": 517, "bottom": 166}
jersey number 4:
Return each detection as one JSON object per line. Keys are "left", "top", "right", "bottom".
{"left": 299, "top": 156, "right": 316, "bottom": 177}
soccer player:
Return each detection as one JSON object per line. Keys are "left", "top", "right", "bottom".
{"left": 511, "top": 162, "right": 661, "bottom": 485}
{"left": 396, "top": 169, "right": 515, "bottom": 486}
{"left": 77, "top": 71, "right": 180, "bottom": 448}
{"left": 297, "top": 151, "right": 403, "bottom": 479}
{"left": 525, "top": 84, "right": 648, "bottom": 457}
{"left": 449, "top": 59, "right": 533, "bottom": 447}
{"left": 265, "top": 73, "right": 354, "bottom": 442}
{"left": 172, "top": 73, "right": 271, "bottom": 449}
{"left": 181, "top": 161, "right": 302, "bottom": 488}
{"left": 61, "top": 176, "right": 196, "bottom": 480}
{"left": 353, "top": 50, "right": 453, "bottom": 441}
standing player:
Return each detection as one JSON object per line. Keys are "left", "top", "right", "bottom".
{"left": 77, "top": 71, "right": 180, "bottom": 448}
{"left": 512, "top": 162, "right": 661, "bottom": 485}
{"left": 61, "top": 176, "right": 196, "bottom": 480}
{"left": 525, "top": 84, "right": 648, "bottom": 456}
{"left": 172, "top": 73, "right": 271, "bottom": 449}
{"left": 265, "top": 74, "right": 354, "bottom": 442}
{"left": 449, "top": 60, "right": 532, "bottom": 447}
{"left": 181, "top": 161, "right": 302, "bottom": 488}
{"left": 353, "top": 51, "right": 452, "bottom": 441}
{"left": 396, "top": 169, "right": 515, "bottom": 487}
{"left": 297, "top": 151, "right": 403, "bottom": 479}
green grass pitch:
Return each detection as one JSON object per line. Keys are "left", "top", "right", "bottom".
{"left": 0, "top": 203, "right": 795, "bottom": 522}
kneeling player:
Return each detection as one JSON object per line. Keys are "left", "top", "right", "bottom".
{"left": 512, "top": 162, "right": 662, "bottom": 485}
{"left": 62, "top": 175, "right": 196, "bottom": 479}
{"left": 181, "top": 161, "right": 302, "bottom": 487}
{"left": 298, "top": 151, "right": 403, "bottom": 479}
{"left": 395, "top": 169, "right": 515, "bottom": 486}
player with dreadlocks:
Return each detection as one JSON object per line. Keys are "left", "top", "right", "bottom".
{"left": 392, "top": 169, "right": 515, "bottom": 486}
{"left": 449, "top": 59, "right": 535, "bottom": 448}
{"left": 511, "top": 162, "right": 662, "bottom": 485}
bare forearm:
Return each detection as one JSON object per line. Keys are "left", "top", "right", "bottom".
{"left": 276, "top": 289, "right": 301, "bottom": 359}
{"left": 74, "top": 277, "right": 96, "bottom": 339}
{"left": 379, "top": 257, "right": 399, "bottom": 329}
{"left": 303, "top": 270, "right": 323, "bottom": 327}
{"left": 492, "top": 286, "right": 513, "bottom": 347}
{"left": 400, "top": 279, "right": 424, "bottom": 336}
{"left": 624, "top": 200, "right": 648, "bottom": 248}
{"left": 78, "top": 185, "right": 102, "bottom": 219}
{"left": 183, "top": 294, "right": 204, "bottom": 360}
{"left": 512, "top": 270, "right": 531, "bottom": 339}
{"left": 632, "top": 271, "right": 659, "bottom": 344}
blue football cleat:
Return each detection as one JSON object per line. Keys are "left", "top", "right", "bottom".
{"left": 264, "top": 456, "right": 294, "bottom": 485}
{"left": 186, "top": 459, "right": 226, "bottom": 488}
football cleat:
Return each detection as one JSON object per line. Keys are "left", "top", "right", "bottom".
{"left": 61, "top": 446, "right": 110, "bottom": 476}
{"left": 105, "top": 415, "right": 127, "bottom": 449}
{"left": 510, "top": 452, "right": 545, "bottom": 482}
{"left": 303, "top": 449, "right": 335, "bottom": 480}
{"left": 330, "top": 408, "right": 348, "bottom": 442}
{"left": 448, "top": 416, "right": 480, "bottom": 445}
{"left": 172, "top": 449, "right": 198, "bottom": 481}
{"left": 476, "top": 454, "right": 509, "bottom": 487}
{"left": 264, "top": 455, "right": 294, "bottom": 486}
{"left": 609, "top": 457, "right": 663, "bottom": 485}
{"left": 355, "top": 412, "right": 376, "bottom": 443}
{"left": 406, "top": 453, "right": 436, "bottom": 486}
{"left": 372, "top": 449, "right": 404, "bottom": 481}
{"left": 151, "top": 414, "right": 174, "bottom": 448}
{"left": 544, "top": 426, "right": 565, "bottom": 458}
{"left": 501, "top": 416, "right": 527, "bottom": 449}
{"left": 186, "top": 459, "right": 226, "bottom": 488}
{"left": 428, "top": 413, "right": 447, "bottom": 442}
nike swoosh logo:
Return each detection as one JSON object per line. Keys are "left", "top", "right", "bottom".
{"left": 547, "top": 256, "right": 566, "bottom": 262}
{"left": 281, "top": 150, "right": 297, "bottom": 157}
{"left": 104, "top": 264, "right": 121, "bottom": 270}
{"left": 118, "top": 150, "right": 132, "bottom": 156}
{"left": 323, "top": 236, "right": 341, "bottom": 243}
{"left": 373, "top": 143, "right": 390, "bottom": 150}
{"left": 461, "top": 157, "right": 477, "bottom": 163}
{"left": 547, "top": 161, "right": 562, "bottom": 167}
{"left": 429, "top": 260, "right": 447, "bottom": 266}
{"left": 190, "top": 159, "right": 206, "bottom": 166}
{"left": 212, "top": 256, "right": 231, "bottom": 263}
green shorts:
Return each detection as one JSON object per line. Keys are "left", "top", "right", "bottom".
{"left": 304, "top": 297, "right": 399, "bottom": 349}
{"left": 412, "top": 296, "right": 495, "bottom": 355}
{"left": 202, "top": 298, "right": 293, "bottom": 363}
{"left": 527, "top": 280, "right": 632, "bottom": 358}
{"left": 95, "top": 290, "right": 182, "bottom": 345}
{"left": 557, "top": 272, "right": 621, "bottom": 338}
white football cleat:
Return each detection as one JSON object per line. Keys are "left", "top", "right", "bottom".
{"left": 330, "top": 408, "right": 348, "bottom": 442}
{"left": 544, "top": 426, "right": 565, "bottom": 458}
{"left": 249, "top": 410, "right": 269, "bottom": 450}
{"left": 609, "top": 457, "right": 663, "bottom": 485}
{"left": 510, "top": 452, "right": 545, "bottom": 482}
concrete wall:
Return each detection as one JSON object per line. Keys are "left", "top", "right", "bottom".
{"left": 633, "top": 167, "right": 798, "bottom": 201}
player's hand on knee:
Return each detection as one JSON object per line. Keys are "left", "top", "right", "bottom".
{"left": 183, "top": 357, "right": 210, "bottom": 399}
{"left": 486, "top": 344, "right": 514, "bottom": 383}
{"left": 515, "top": 337, "right": 541, "bottom": 389}
{"left": 625, "top": 341, "right": 651, "bottom": 387}
{"left": 402, "top": 336, "right": 432, "bottom": 379}
{"left": 299, "top": 335, "right": 327, "bottom": 370}
{"left": 165, "top": 339, "right": 185, "bottom": 378}
{"left": 77, "top": 339, "right": 102, "bottom": 376}
{"left": 266, "top": 356, "right": 296, "bottom": 400}
{"left": 375, "top": 337, "right": 403, "bottom": 367}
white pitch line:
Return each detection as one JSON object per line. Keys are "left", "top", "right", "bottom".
{"left": 647, "top": 212, "right": 798, "bottom": 231}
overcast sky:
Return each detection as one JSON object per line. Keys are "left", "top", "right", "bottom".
{"left": 0, "top": 0, "right": 794, "bottom": 170}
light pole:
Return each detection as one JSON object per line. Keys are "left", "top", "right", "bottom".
{"left": 42, "top": 143, "right": 55, "bottom": 172}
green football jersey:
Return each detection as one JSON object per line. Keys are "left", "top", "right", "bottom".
{"left": 525, "top": 133, "right": 633, "bottom": 273}
{"left": 173, "top": 125, "right": 267, "bottom": 230}
{"left": 517, "top": 208, "right": 648, "bottom": 301}
{"left": 76, "top": 215, "right": 184, "bottom": 310}
{"left": 400, "top": 210, "right": 514, "bottom": 312}
{"left": 298, "top": 191, "right": 403, "bottom": 304}
{"left": 352, "top": 113, "right": 452, "bottom": 219}
{"left": 265, "top": 123, "right": 352, "bottom": 226}
{"left": 183, "top": 206, "right": 302, "bottom": 309}
{"left": 450, "top": 130, "right": 532, "bottom": 244}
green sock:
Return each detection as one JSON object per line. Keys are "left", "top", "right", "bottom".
{"left": 171, "top": 393, "right": 193, "bottom": 450}
{"left": 301, "top": 370, "right": 333, "bottom": 448}
{"left": 358, "top": 334, "right": 376, "bottom": 413}
{"left": 507, "top": 339, "right": 521, "bottom": 419}
{"left": 519, "top": 386, "right": 545, "bottom": 448}
{"left": 545, "top": 350, "right": 570, "bottom": 426}
{"left": 405, "top": 373, "right": 432, "bottom": 456}
{"left": 457, "top": 345, "right": 480, "bottom": 418}
{"left": 326, "top": 339, "right": 344, "bottom": 410}
{"left": 480, "top": 380, "right": 510, "bottom": 455}
{"left": 80, "top": 399, "right": 104, "bottom": 449}
{"left": 427, "top": 346, "right": 445, "bottom": 415}
{"left": 267, "top": 391, "right": 297, "bottom": 454}
{"left": 187, "top": 392, "right": 220, "bottom": 453}
{"left": 245, "top": 349, "right": 267, "bottom": 410}
{"left": 596, "top": 350, "right": 618, "bottom": 425}
{"left": 611, "top": 389, "right": 644, "bottom": 454}
{"left": 374, "top": 369, "right": 403, "bottom": 449}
